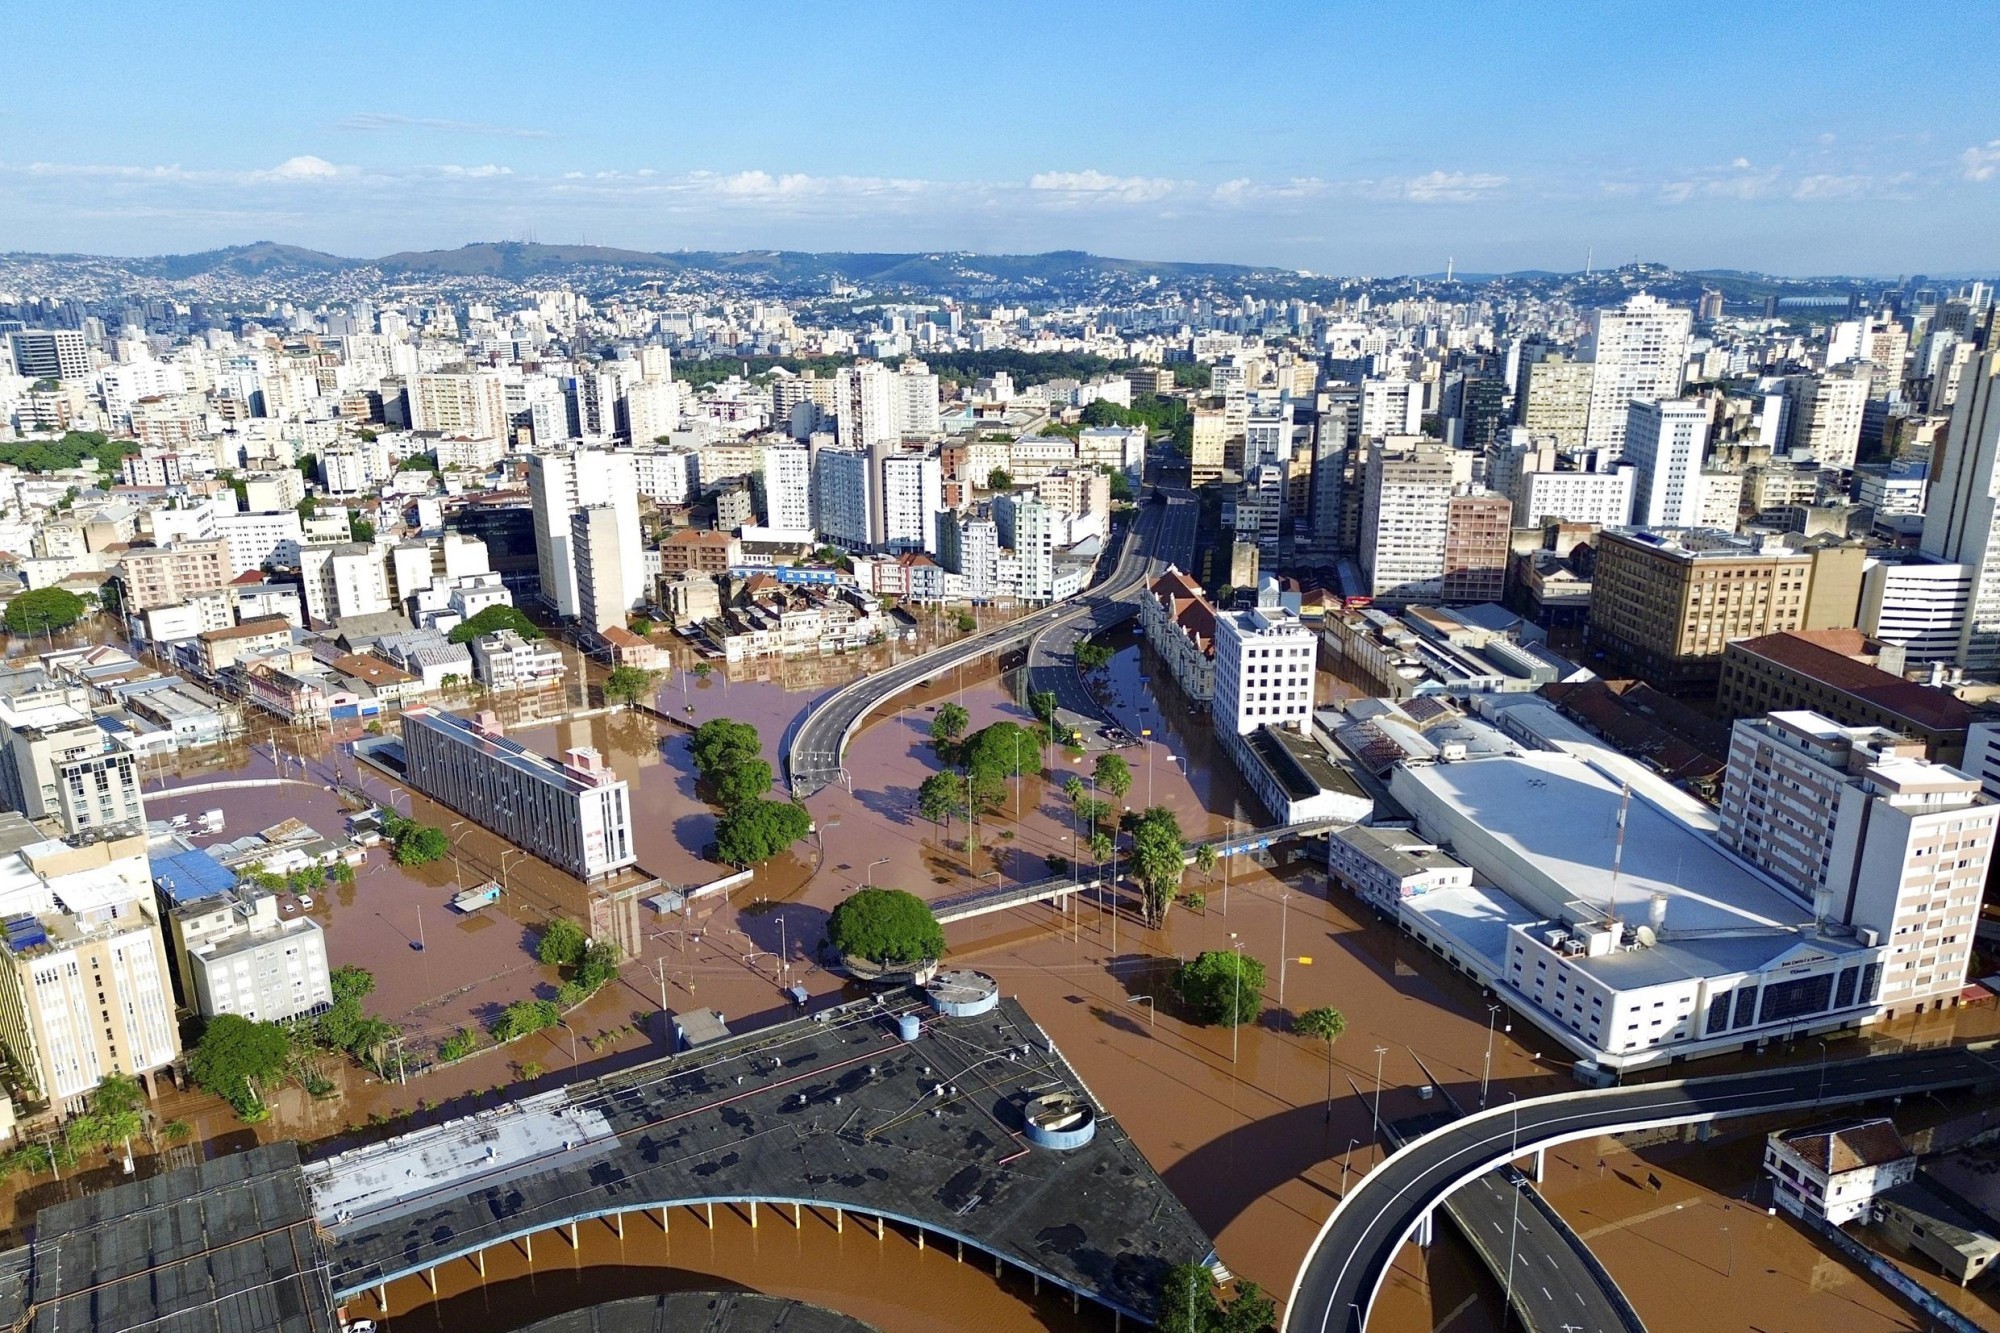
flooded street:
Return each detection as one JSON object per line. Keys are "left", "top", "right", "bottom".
{"left": 9, "top": 621, "right": 2000, "bottom": 1333}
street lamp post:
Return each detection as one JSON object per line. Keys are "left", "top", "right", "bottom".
{"left": 1372, "top": 1045, "right": 1388, "bottom": 1145}
{"left": 1481, "top": 1003, "right": 1501, "bottom": 1109}
{"left": 1341, "top": 1137, "right": 1360, "bottom": 1195}
{"left": 1816, "top": 1038, "right": 1829, "bottom": 1104}
{"left": 554, "top": 1019, "right": 578, "bottom": 1068}
{"left": 1503, "top": 1093, "right": 1521, "bottom": 1329}
{"left": 1126, "top": 994, "right": 1155, "bottom": 1029}
{"left": 866, "top": 857, "right": 890, "bottom": 888}
{"left": 1230, "top": 936, "right": 1245, "bottom": 1065}
{"left": 1278, "top": 889, "right": 1292, "bottom": 1005}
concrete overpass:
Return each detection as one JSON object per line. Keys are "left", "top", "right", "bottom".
{"left": 1283, "top": 1044, "right": 2000, "bottom": 1333}
{"left": 785, "top": 499, "right": 1170, "bottom": 797}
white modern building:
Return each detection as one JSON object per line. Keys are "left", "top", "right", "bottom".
{"left": 1360, "top": 442, "right": 1456, "bottom": 604}
{"left": 1360, "top": 377, "right": 1424, "bottom": 438}
{"left": 571, "top": 505, "right": 632, "bottom": 636}
{"left": 470, "top": 629, "right": 567, "bottom": 691}
{"left": 760, "top": 444, "right": 813, "bottom": 532}
{"left": 1859, "top": 559, "right": 1971, "bottom": 665}
{"left": 1513, "top": 466, "right": 1636, "bottom": 529}
{"left": 812, "top": 447, "right": 872, "bottom": 551}
{"left": 1624, "top": 399, "right": 1710, "bottom": 528}
{"left": 878, "top": 450, "right": 942, "bottom": 554}
{"left": 1716, "top": 711, "right": 1994, "bottom": 1016}
{"left": 1919, "top": 350, "right": 2000, "bottom": 669}
{"left": 1214, "top": 604, "right": 1317, "bottom": 736}
{"left": 399, "top": 708, "right": 636, "bottom": 882}
{"left": 530, "top": 450, "right": 644, "bottom": 619}
{"left": 835, "top": 362, "right": 902, "bottom": 448}
{"left": 1583, "top": 294, "right": 1692, "bottom": 456}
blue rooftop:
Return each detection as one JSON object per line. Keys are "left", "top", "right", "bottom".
{"left": 153, "top": 847, "right": 238, "bottom": 903}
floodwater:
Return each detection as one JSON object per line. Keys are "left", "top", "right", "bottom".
{"left": 13, "top": 619, "right": 2000, "bottom": 1333}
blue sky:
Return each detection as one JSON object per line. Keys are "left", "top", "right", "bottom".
{"left": 3, "top": 1, "right": 1997, "bottom": 274}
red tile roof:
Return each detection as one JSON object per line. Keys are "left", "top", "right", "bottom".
{"left": 1732, "top": 632, "right": 1972, "bottom": 732}
{"left": 1777, "top": 1118, "right": 1910, "bottom": 1173}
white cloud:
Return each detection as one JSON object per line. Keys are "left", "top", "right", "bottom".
{"left": 1792, "top": 173, "right": 1869, "bottom": 201}
{"left": 338, "top": 112, "right": 554, "bottom": 140}
{"left": 1397, "top": 170, "right": 1507, "bottom": 203}
{"left": 1964, "top": 140, "right": 2000, "bottom": 182}
{"left": 1028, "top": 170, "right": 1179, "bottom": 203}
{"left": 265, "top": 155, "right": 341, "bottom": 181}
{"left": 1730, "top": 157, "right": 1753, "bottom": 170}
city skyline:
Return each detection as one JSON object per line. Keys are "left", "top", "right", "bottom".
{"left": 4, "top": 1, "right": 1998, "bottom": 274}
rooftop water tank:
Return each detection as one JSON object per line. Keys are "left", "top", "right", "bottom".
{"left": 897, "top": 1012, "right": 922, "bottom": 1042}
{"left": 1022, "top": 1092, "right": 1097, "bottom": 1150}
{"left": 925, "top": 969, "right": 1001, "bottom": 1017}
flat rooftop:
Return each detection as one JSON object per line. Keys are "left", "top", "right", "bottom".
{"left": 309, "top": 993, "right": 1212, "bottom": 1322}
{"left": 22, "top": 1142, "right": 335, "bottom": 1333}
{"left": 401, "top": 707, "right": 620, "bottom": 798}
{"left": 1395, "top": 750, "right": 1812, "bottom": 933}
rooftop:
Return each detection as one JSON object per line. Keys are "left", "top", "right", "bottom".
{"left": 1730, "top": 631, "right": 1973, "bottom": 733}
{"left": 1775, "top": 1118, "right": 1912, "bottom": 1173}
{"left": 308, "top": 993, "right": 1212, "bottom": 1322}
{"left": 21, "top": 1142, "right": 335, "bottom": 1333}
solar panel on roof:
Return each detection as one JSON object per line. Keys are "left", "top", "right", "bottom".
{"left": 152, "top": 848, "right": 239, "bottom": 903}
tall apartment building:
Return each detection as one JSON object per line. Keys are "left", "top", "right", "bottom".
{"left": 1583, "top": 294, "right": 1692, "bottom": 456}
{"left": 834, "top": 362, "right": 902, "bottom": 448}
{"left": 0, "top": 819, "right": 180, "bottom": 1108}
{"left": 117, "top": 539, "right": 231, "bottom": 611}
{"left": 1359, "top": 443, "right": 1456, "bottom": 604}
{"left": 530, "top": 451, "right": 643, "bottom": 619}
{"left": 1189, "top": 405, "right": 1232, "bottom": 486}
{"left": 1513, "top": 466, "right": 1636, "bottom": 528}
{"left": 399, "top": 708, "right": 636, "bottom": 882}
{"left": 160, "top": 875, "right": 333, "bottom": 1024}
{"left": 571, "top": 505, "right": 631, "bottom": 635}
{"left": 812, "top": 447, "right": 872, "bottom": 550}
{"left": 1441, "top": 493, "right": 1512, "bottom": 604}
{"left": 408, "top": 370, "right": 509, "bottom": 438}
{"left": 1360, "top": 377, "right": 1424, "bottom": 438}
{"left": 1213, "top": 604, "right": 1316, "bottom": 736}
{"left": 1588, "top": 529, "right": 1818, "bottom": 690}
{"left": 1717, "top": 711, "right": 1993, "bottom": 1015}
{"left": 0, "top": 693, "right": 145, "bottom": 836}
{"left": 298, "top": 543, "right": 391, "bottom": 624}
{"left": 759, "top": 445, "right": 813, "bottom": 532}
{"left": 1918, "top": 350, "right": 2000, "bottom": 668}
{"left": 1780, "top": 373, "right": 1870, "bottom": 470}
{"left": 1625, "top": 399, "right": 1711, "bottom": 528}
{"left": 7, "top": 330, "right": 90, "bottom": 382}
{"left": 1517, "top": 355, "right": 1596, "bottom": 451}
{"left": 877, "top": 449, "right": 942, "bottom": 554}
{"left": 897, "top": 361, "right": 942, "bottom": 437}
{"left": 992, "top": 493, "right": 1057, "bottom": 600}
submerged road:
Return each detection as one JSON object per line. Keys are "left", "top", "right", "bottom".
{"left": 785, "top": 497, "right": 1174, "bottom": 795}
{"left": 1284, "top": 1044, "right": 2000, "bottom": 1333}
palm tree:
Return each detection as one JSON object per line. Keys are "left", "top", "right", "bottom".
{"left": 1193, "top": 842, "right": 1218, "bottom": 881}
{"left": 1295, "top": 1007, "right": 1347, "bottom": 1119}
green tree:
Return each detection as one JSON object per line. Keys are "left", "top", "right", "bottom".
{"left": 63, "top": 1074, "right": 144, "bottom": 1161}
{"left": 828, "top": 888, "right": 944, "bottom": 966}
{"left": 1156, "top": 1262, "right": 1276, "bottom": 1333}
{"left": 537, "top": 918, "right": 589, "bottom": 968}
{"left": 446, "top": 603, "right": 545, "bottom": 645}
{"left": 960, "top": 720, "right": 1039, "bottom": 789}
{"left": 1194, "top": 842, "right": 1219, "bottom": 880}
{"left": 713, "top": 757, "right": 774, "bottom": 808}
{"left": 690, "top": 718, "right": 762, "bottom": 780}
{"left": 918, "top": 770, "right": 965, "bottom": 827}
{"left": 987, "top": 466, "right": 1014, "bottom": 490}
{"left": 4, "top": 587, "right": 87, "bottom": 636}
{"left": 329, "top": 964, "right": 375, "bottom": 1005}
{"left": 604, "top": 664, "right": 658, "bottom": 706}
{"left": 391, "top": 822, "right": 448, "bottom": 866}
{"left": 1093, "top": 752, "right": 1132, "bottom": 800}
{"left": 715, "top": 799, "right": 812, "bottom": 865}
{"left": 491, "top": 999, "right": 561, "bottom": 1042}
{"left": 930, "top": 701, "right": 970, "bottom": 756}
{"left": 954, "top": 611, "right": 977, "bottom": 633}
{"left": 1294, "top": 1006, "right": 1348, "bottom": 1116}
{"left": 574, "top": 940, "right": 620, "bottom": 992}
{"left": 1130, "top": 805, "right": 1186, "bottom": 926}
{"left": 1074, "top": 795, "right": 1112, "bottom": 830}
{"left": 1177, "top": 949, "right": 1266, "bottom": 1027}
{"left": 349, "top": 514, "right": 375, "bottom": 544}
{"left": 189, "top": 1014, "right": 291, "bottom": 1116}
{"left": 1075, "top": 638, "right": 1114, "bottom": 671}
{"left": 1031, "top": 690, "right": 1060, "bottom": 730}
{"left": 1089, "top": 831, "right": 1113, "bottom": 867}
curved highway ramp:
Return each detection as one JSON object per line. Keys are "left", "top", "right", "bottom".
{"left": 1284, "top": 1044, "right": 2000, "bottom": 1333}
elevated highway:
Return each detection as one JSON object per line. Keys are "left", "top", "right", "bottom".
{"left": 785, "top": 498, "right": 1172, "bottom": 796}
{"left": 1284, "top": 1044, "right": 2000, "bottom": 1333}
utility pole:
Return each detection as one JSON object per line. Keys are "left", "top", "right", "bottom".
{"left": 1372, "top": 1045, "right": 1388, "bottom": 1145}
{"left": 1278, "top": 889, "right": 1291, "bottom": 1005}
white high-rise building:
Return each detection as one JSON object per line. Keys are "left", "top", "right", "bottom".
{"left": 1513, "top": 466, "right": 1636, "bottom": 529}
{"left": 993, "top": 494, "right": 1057, "bottom": 600}
{"left": 409, "top": 371, "right": 509, "bottom": 438}
{"left": 1359, "top": 443, "right": 1456, "bottom": 604}
{"left": 898, "top": 363, "right": 941, "bottom": 437}
{"left": 1787, "top": 373, "right": 1870, "bottom": 470}
{"left": 1624, "top": 399, "right": 1710, "bottom": 528}
{"left": 1360, "top": 377, "right": 1424, "bottom": 438}
{"left": 1583, "top": 294, "right": 1692, "bottom": 456}
{"left": 835, "top": 363, "right": 902, "bottom": 448}
{"left": 1213, "top": 604, "right": 1316, "bottom": 736}
{"left": 571, "top": 505, "right": 631, "bottom": 635}
{"left": 1717, "top": 711, "right": 1995, "bottom": 1015}
{"left": 1919, "top": 350, "right": 2000, "bottom": 668}
{"left": 812, "top": 448, "right": 872, "bottom": 551}
{"left": 1859, "top": 559, "right": 1971, "bottom": 664}
{"left": 760, "top": 445, "right": 813, "bottom": 532}
{"left": 530, "top": 451, "right": 644, "bottom": 619}
{"left": 878, "top": 451, "right": 942, "bottom": 553}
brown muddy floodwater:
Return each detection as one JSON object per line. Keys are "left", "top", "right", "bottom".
{"left": 20, "top": 624, "right": 2000, "bottom": 1333}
